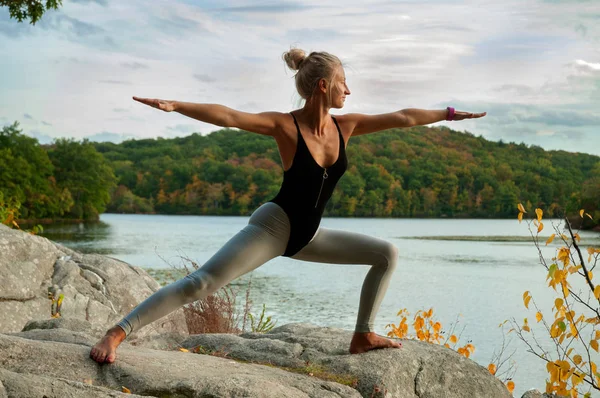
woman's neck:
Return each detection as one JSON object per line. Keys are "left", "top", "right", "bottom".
{"left": 299, "top": 96, "right": 331, "bottom": 137}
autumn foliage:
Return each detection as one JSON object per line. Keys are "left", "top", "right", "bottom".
{"left": 512, "top": 204, "right": 600, "bottom": 397}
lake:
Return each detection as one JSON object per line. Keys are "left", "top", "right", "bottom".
{"left": 39, "top": 213, "right": 600, "bottom": 397}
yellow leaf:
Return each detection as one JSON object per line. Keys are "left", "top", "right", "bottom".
{"left": 523, "top": 325, "right": 531, "bottom": 332}
{"left": 488, "top": 363, "right": 497, "bottom": 375}
{"left": 594, "top": 286, "right": 600, "bottom": 300}
{"left": 546, "top": 234, "right": 555, "bottom": 245}
{"left": 555, "top": 298, "right": 564, "bottom": 310}
{"left": 179, "top": 348, "right": 189, "bottom": 352}
{"left": 574, "top": 355, "right": 583, "bottom": 365}
{"left": 518, "top": 212, "right": 523, "bottom": 223}
{"left": 537, "top": 222, "right": 544, "bottom": 233}
{"left": 536, "top": 208, "right": 543, "bottom": 222}
{"left": 506, "top": 381, "right": 515, "bottom": 393}
{"left": 524, "top": 295, "right": 532, "bottom": 309}
{"left": 536, "top": 312, "right": 543, "bottom": 322}
{"left": 586, "top": 213, "right": 593, "bottom": 220}
{"left": 591, "top": 340, "right": 599, "bottom": 352}
{"left": 580, "top": 209, "right": 585, "bottom": 218}
{"left": 523, "top": 291, "right": 530, "bottom": 300}
{"left": 122, "top": 386, "right": 131, "bottom": 394}
{"left": 518, "top": 203, "right": 526, "bottom": 213}
{"left": 588, "top": 271, "right": 594, "bottom": 281}
{"left": 574, "top": 233, "right": 581, "bottom": 242}
{"left": 449, "top": 335, "right": 458, "bottom": 344}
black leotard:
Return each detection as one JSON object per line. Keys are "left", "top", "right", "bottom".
{"left": 270, "top": 113, "right": 348, "bottom": 257}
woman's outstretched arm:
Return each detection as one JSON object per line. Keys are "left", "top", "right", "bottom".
{"left": 342, "top": 108, "right": 487, "bottom": 137}
{"left": 132, "top": 96, "right": 286, "bottom": 136}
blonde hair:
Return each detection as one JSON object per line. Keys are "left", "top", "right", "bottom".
{"left": 282, "top": 48, "right": 342, "bottom": 104}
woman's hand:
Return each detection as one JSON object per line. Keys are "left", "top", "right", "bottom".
{"left": 132, "top": 96, "right": 176, "bottom": 112}
{"left": 453, "top": 110, "right": 487, "bottom": 121}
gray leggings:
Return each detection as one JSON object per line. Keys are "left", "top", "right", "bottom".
{"left": 117, "top": 202, "right": 398, "bottom": 335}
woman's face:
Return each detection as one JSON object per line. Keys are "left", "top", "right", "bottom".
{"left": 329, "top": 66, "right": 351, "bottom": 109}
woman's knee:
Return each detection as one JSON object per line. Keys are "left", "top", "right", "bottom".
{"left": 375, "top": 241, "right": 399, "bottom": 270}
{"left": 180, "top": 270, "right": 217, "bottom": 302}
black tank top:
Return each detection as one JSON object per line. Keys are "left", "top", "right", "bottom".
{"left": 270, "top": 113, "right": 348, "bottom": 257}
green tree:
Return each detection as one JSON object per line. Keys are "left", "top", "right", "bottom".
{"left": 1, "top": 0, "right": 62, "bottom": 25}
{"left": 0, "top": 122, "right": 72, "bottom": 219}
{"left": 48, "top": 138, "right": 116, "bottom": 220}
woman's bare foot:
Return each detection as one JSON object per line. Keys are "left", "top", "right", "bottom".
{"left": 90, "top": 326, "right": 126, "bottom": 364}
{"left": 349, "top": 332, "right": 403, "bottom": 354}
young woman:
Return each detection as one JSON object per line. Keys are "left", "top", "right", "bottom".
{"left": 90, "top": 48, "right": 486, "bottom": 363}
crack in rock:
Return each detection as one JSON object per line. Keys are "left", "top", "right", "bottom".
{"left": 414, "top": 359, "right": 424, "bottom": 398}
{"left": 0, "top": 295, "right": 36, "bottom": 303}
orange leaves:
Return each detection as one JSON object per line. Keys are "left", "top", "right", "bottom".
{"left": 536, "top": 312, "right": 543, "bottom": 322}
{"left": 523, "top": 291, "right": 532, "bottom": 309}
{"left": 518, "top": 205, "right": 600, "bottom": 398}
{"left": 386, "top": 308, "right": 474, "bottom": 360}
{"left": 506, "top": 381, "right": 515, "bottom": 394}
{"left": 122, "top": 386, "right": 132, "bottom": 394}
{"left": 588, "top": 247, "right": 600, "bottom": 263}
{"left": 557, "top": 248, "right": 571, "bottom": 267}
{"left": 517, "top": 203, "right": 526, "bottom": 223}
{"left": 535, "top": 208, "right": 543, "bottom": 222}
{"left": 456, "top": 344, "right": 475, "bottom": 358}
{"left": 488, "top": 364, "right": 497, "bottom": 375}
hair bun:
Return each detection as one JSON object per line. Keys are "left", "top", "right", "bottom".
{"left": 283, "top": 48, "right": 306, "bottom": 71}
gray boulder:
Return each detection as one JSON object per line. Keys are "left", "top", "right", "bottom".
{"left": 182, "top": 323, "right": 512, "bottom": 398}
{"left": 0, "top": 368, "right": 149, "bottom": 398}
{"left": 0, "top": 333, "right": 359, "bottom": 397}
{"left": 0, "top": 224, "right": 186, "bottom": 337}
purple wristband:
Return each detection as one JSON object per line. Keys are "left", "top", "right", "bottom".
{"left": 446, "top": 106, "right": 455, "bottom": 121}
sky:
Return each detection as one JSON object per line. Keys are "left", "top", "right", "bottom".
{"left": 0, "top": 0, "right": 599, "bottom": 155}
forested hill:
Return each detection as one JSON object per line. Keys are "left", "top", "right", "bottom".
{"left": 93, "top": 125, "right": 600, "bottom": 222}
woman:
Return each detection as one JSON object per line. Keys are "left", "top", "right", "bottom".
{"left": 90, "top": 48, "right": 486, "bottom": 363}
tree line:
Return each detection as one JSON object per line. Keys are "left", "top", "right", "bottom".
{"left": 1, "top": 120, "right": 598, "bottom": 228}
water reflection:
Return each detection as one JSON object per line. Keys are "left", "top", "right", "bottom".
{"left": 38, "top": 221, "right": 131, "bottom": 255}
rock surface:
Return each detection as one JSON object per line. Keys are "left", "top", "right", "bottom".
{"left": 1, "top": 224, "right": 533, "bottom": 397}
{"left": 0, "top": 224, "right": 186, "bottom": 338}
{"left": 182, "top": 323, "right": 513, "bottom": 398}
{"left": 0, "top": 332, "right": 359, "bottom": 398}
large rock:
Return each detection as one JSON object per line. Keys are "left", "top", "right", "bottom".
{"left": 181, "top": 323, "right": 513, "bottom": 398}
{"left": 0, "top": 224, "right": 186, "bottom": 337}
{"left": 0, "top": 368, "right": 148, "bottom": 398}
{"left": 0, "top": 333, "right": 359, "bottom": 398}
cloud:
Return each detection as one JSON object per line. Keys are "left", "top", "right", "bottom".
{"left": 70, "top": 0, "right": 109, "bottom": 5}
{"left": 121, "top": 62, "right": 149, "bottom": 70}
{"left": 23, "top": 113, "right": 34, "bottom": 120}
{"left": 39, "top": 14, "right": 103, "bottom": 37}
{"left": 518, "top": 110, "right": 600, "bottom": 127}
{"left": 166, "top": 124, "right": 199, "bottom": 134}
{"left": 26, "top": 130, "right": 55, "bottom": 145}
{"left": 212, "top": 3, "right": 317, "bottom": 13}
{"left": 151, "top": 14, "right": 207, "bottom": 36}
{"left": 99, "top": 80, "right": 132, "bottom": 85}
{"left": 573, "top": 59, "right": 600, "bottom": 72}
{"left": 85, "top": 131, "right": 136, "bottom": 143}
{"left": 193, "top": 74, "right": 217, "bottom": 83}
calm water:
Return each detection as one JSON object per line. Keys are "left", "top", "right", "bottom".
{"left": 40, "top": 214, "right": 600, "bottom": 397}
